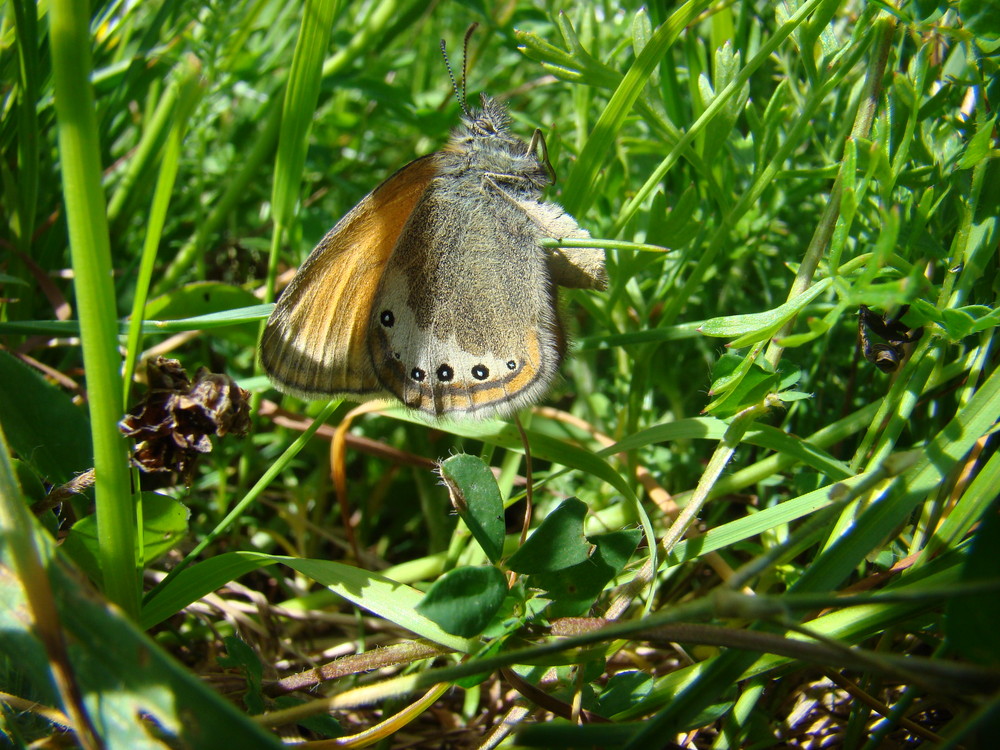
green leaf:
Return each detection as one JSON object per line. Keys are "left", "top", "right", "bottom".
{"left": 945, "top": 501, "right": 1000, "bottom": 664}
{"left": 439, "top": 454, "right": 505, "bottom": 563}
{"left": 454, "top": 635, "right": 506, "bottom": 690}
{"left": 515, "top": 17, "right": 622, "bottom": 89}
{"left": 270, "top": 0, "right": 338, "bottom": 229}
{"left": 142, "top": 282, "right": 261, "bottom": 347}
{"left": 142, "top": 304, "right": 273, "bottom": 333}
{"left": 13, "top": 458, "right": 48, "bottom": 508}
{"left": 597, "top": 670, "right": 654, "bottom": 717}
{"left": 0, "top": 533, "right": 282, "bottom": 748}
{"left": 706, "top": 355, "right": 780, "bottom": 418}
{"left": 776, "top": 390, "right": 813, "bottom": 403}
{"left": 50, "top": 0, "right": 139, "bottom": 616}
{"left": 940, "top": 308, "right": 979, "bottom": 339}
{"left": 141, "top": 552, "right": 477, "bottom": 652}
{"left": 62, "top": 492, "right": 189, "bottom": 583}
{"left": 380, "top": 410, "right": 641, "bottom": 507}
{"left": 507, "top": 498, "right": 593, "bottom": 574}
{"left": 654, "top": 184, "right": 701, "bottom": 247}
{"left": 957, "top": 113, "right": 998, "bottom": 169}
{"left": 143, "top": 281, "right": 260, "bottom": 322}
{"left": 416, "top": 565, "right": 508, "bottom": 637}
{"left": 960, "top": 0, "right": 1000, "bottom": 41}
{"left": 558, "top": 3, "right": 706, "bottom": 215}
{"left": 529, "top": 529, "right": 641, "bottom": 617}
{"left": 0, "top": 304, "right": 274, "bottom": 339}
{"left": 0, "top": 350, "right": 93, "bottom": 484}
{"left": 775, "top": 312, "right": 835, "bottom": 348}
{"left": 793, "top": 364, "right": 1000, "bottom": 594}
{"left": 939, "top": 305, "right": 1000, "bottom": 339}
{"left": 219, "top": 636, "right": 265, "bottom": 714}
{"left": 699, "top": 278, "right": 833, "bottom": 344}
{"left": 913, "top": 0, "right": 947, "bottom": 21}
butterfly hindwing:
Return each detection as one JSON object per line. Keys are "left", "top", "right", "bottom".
{"left": 367, "top": 184, "right": 564, "bottom": 418}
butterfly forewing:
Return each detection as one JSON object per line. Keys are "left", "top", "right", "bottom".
{"left": 260, "top": 156, "right": 439, "bottom": 398}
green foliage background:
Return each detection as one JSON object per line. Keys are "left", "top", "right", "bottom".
{"left": 2, "top": 0, "right": 999, "bottom": 747}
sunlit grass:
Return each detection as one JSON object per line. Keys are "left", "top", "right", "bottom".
{"left": 2, "top": 1, "right": 999, "bottom": 746}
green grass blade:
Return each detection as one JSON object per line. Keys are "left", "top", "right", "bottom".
{"left": 266, "top": 0, "right": 341, "bottom": 301}
{"left": 50, "top": 0, "right": 138, "bottom": 618}
{"left": 122, "top": 57, "right": 205, "bottom": 396}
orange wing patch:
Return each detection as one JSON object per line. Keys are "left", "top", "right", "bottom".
{"left": 370, "top": 323, "right": 558, "bottom": 418}
{"left": 260, "top": 156, "right": 439, "bottom": 398}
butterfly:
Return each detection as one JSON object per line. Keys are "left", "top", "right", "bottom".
{"left": 260, "top": 93, "right": 606, "bottom": 418}
{"left": 857, "top": 304, "right": 923, "bottom": 373}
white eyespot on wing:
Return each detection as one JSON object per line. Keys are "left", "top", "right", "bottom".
{"left": 368, "top": 266, "right": 562, "bottom": 418}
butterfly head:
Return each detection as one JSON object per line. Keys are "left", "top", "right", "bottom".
{"left": 448, "top": 94, "right": 554, "bottom": 188}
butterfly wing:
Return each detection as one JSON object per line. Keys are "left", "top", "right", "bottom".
{"left": 260, "top": 155, "right": 438, "bottom": 398}
{"left": 367, "top": 186, "right": 564, "bottom": 418}
{"left": 519, "top": 200, "right": 607, "bottom": 291}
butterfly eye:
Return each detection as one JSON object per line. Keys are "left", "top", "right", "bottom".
{"left": 506, "top": 360, "right": 517, "bottom": 371}
{"left": 411, "top": 368, "right": 426, "bottom": 382}
{"left": 380, "top": 310, "right": 394, "bottom": 327}
{"left": 436, "top": 364, "right": 454, "bottom": 382}
{"left": 471, "top": 365, "right": 489, "bottom": 380}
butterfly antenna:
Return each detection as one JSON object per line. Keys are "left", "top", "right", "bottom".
{"left": 461, "top": 22, "right": 478, "bottom": 110}
{"left": 440, "top": 38, "right": 471, "bottom": 118}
